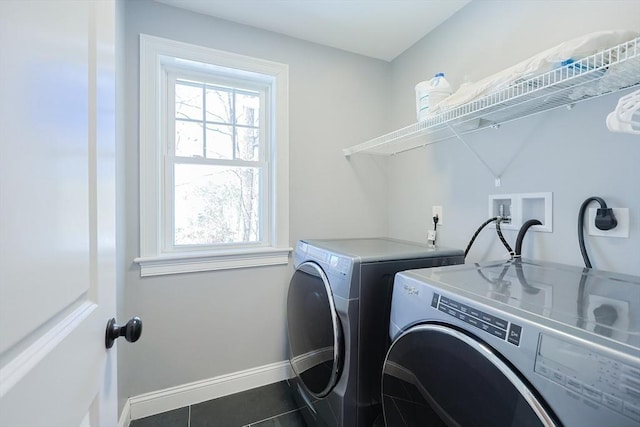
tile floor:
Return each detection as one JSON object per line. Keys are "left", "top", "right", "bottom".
{"left": 129, "top": 381, "right": 309, "bottom": 427}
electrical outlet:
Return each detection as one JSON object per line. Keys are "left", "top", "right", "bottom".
{"left": 432, "top": 205, "right": 443, "bottom": 225}
{"left": 588, "top": 208, "right": 629, "bottom": 238}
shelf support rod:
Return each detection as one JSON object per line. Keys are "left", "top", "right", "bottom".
{"left": 446, "top": 123, "right": 502, "bottom": 187}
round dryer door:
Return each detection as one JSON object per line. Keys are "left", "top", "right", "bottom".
{"left": 382, "top": 324, "right": 558, "bottom": 427}
{"left": 287, "top": 261, "right": 343, "bottom": 398}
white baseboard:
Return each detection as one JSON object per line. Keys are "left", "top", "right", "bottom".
{"left": 117, "top": 399, "right": 131, "bottom": 427}
{"left": 127, "top": 360, "right": 293, "bottom": 422}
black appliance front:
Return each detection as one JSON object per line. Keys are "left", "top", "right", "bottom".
{"left": 287, "top": 261, "right": 343, "bottom": 398}
{"left": 382, "top": 324, "right": 559, "bottom": 427}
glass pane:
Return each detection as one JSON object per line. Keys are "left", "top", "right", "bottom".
{"left": 382, "top": 327, "right": 551, "bottom": 426}
{"left": 205, "top": 125, "right": 233, "bottom": 159}
{"left": 174, "top": 164, "right": 261, "bottom": 246}
{"left": 236, "top": 127, "right": 259, "bottom": 161}
{"left": 175, "top": 120, "right": 203, "bottom": 157}
{"left": 236, "top": 92, "right": 260, "bottom": 126}
{"left": 205, "top": 87, "right": 232, "bottom": 123}
{"left": 175, "top": 82, "right": 202, "bottom": 120}
{"left": 287, "top": 263, "right": 340, "bottom": 397}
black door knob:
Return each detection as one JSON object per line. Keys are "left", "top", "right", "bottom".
{"left": 105, "top": 317, "right": 142, "bottom": 349}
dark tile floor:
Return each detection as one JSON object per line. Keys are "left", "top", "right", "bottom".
{"left": 130, "top": 381, "right": 309, "bottom": 427}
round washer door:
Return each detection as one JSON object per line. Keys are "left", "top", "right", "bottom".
{"left": 382, "top": 324, "right": 558, "bottom": 427}
{"left": 287, "top": 261, "right": 343, "bottom": 398}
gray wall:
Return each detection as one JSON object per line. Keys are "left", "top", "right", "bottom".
{"left": 387, "top": 0, "right": 640, "bottom": 276}
{"left": 118, "top": 0, "right": 390, "bottom": 410}
{"left": 119, "top": 0, "right": 640, "bottom": 414}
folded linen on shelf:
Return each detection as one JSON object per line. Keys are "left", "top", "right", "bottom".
{"left": 430, "top": 29, "right": 640, "bottom": 115}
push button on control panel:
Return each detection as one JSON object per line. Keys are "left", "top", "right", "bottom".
{"left": 623, "top": 401, "right": 640, "bottom": 422}
{"left": 582, "top": 385, "right": 603, "bottom": 402}
{"left": 566, "top": 377, "right": 583, "bottom": 394}
{"left": 507, "top": 323, "right": 522, "bottom": 346}
{"left": 431, "top": 293, "right": 439, "bottom": 308}
{"left": 603, "top": 393, "right": 624, "bottom": 412}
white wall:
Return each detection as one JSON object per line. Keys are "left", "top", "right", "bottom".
{"left": 119, "top": 0, "right": 390, "bottom": 411}
{"left": 387, "top": 1, "right": 640, "bottom": 276}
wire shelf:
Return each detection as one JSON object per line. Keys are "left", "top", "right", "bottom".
{"left": 343, "top": 37, "right": 640, "bottom": 157}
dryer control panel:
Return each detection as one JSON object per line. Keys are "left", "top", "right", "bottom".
{"left": 298, "top": 242, "right": 350, "bottom": 275}
{"left": 535, "top": 333, "right": 640, "bottom": 422}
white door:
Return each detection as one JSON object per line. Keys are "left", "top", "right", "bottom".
{"left": 0, "top": 1, "right": 118, "bottom": 426}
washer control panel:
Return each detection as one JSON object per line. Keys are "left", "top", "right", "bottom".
{"left": 431, "top": 292, "right": 523, "bottom": 346}
{"left": 535, "top": 333, "right": 640, "bottom": 422}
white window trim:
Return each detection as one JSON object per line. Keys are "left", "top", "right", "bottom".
{"left": 135, "top": 34, "right": 290, "bottom": 277}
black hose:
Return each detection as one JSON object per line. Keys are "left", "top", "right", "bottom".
{"left": 515, "top": 219, "right": 542, "bottom": 256}
{"left": 495, "top": 218, "right": 514, "bottom": 257}
{"left": 576, "top": 267, "right": 590, "bottom": 329}
{"left": 464, "top": 217, "right": 499, "bottom": 258}
{"left": 475, "top": 262, "right": 496, "bottom": 284}
{"left": 513, "top": 258, "right": 540, "bottom": 295}
{"left": 578, "top": 196, "right": 607, "bottom": 268}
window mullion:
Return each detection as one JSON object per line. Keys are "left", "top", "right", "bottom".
{"left": 201, "top": 84, "right": 207, "bottom": 158}
{"left": 165, "top": 72, "right": 178, "bottom": 252}
{"left": 173, "top": 156, "right": 265, "bottom": 168}
{"left": 232, "top": 88, "right": 237, "bottom": 161}
{"left": 259, "top": 89, "right": 268, "bottom": 242}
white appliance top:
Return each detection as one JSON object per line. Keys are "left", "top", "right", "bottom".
{"left": 300, "top": 238, "right": 463, "bottom": 263}
{"left": 401, "top": 258, "right": 640, "bottom": 349}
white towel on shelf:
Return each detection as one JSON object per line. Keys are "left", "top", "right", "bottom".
{"left": 430, "top": 30, "right": 640, "bottom": 115}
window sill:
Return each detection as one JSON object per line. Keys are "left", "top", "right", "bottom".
{"left": 134, "top": 247, "right": 292, "bottom": 277}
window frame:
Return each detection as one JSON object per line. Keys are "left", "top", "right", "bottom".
{"left": 136, "top": 34, "right": 290, "bottom": 277}
{"left": 164, "top": 70, "right": 269, "bottom": 253}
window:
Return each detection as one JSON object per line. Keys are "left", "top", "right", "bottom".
{"left": 169, "top": 75, "right": 264, "bottom": 248}
{"left": 136, "top": 35, "right": 290, "bottom": 276}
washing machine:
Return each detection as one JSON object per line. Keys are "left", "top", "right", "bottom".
{"left": 286, "top": 238, "right": 464, "bottom": 426}
{"left": 382, "top": 258, "right": 640, "bottom": 426}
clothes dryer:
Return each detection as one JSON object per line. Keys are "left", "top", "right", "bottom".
{"left": 286, "top": 238, "right": 464, "bottom": 426}
{"left": 382, "top": 259, "right": 640, "bottom": 426}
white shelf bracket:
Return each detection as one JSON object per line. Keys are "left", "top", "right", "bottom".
{"left": 446, "top": 123, "right": 502, "bottom": 186}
